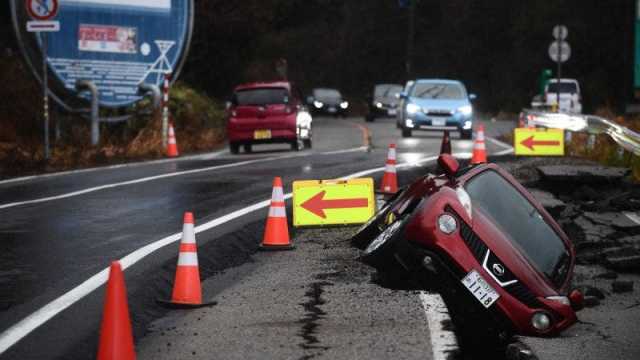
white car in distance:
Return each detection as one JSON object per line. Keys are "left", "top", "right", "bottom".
{"left": 544, "top": 78, "right": 582, "bottom": 114}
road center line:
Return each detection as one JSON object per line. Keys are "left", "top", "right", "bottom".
{"left": 0, "top": 147, "right": 367, "bottom": 210}
{"left": 624, "top": 212, "right": 640, "bottom": 225}
{"left": 419, "top": 292, "right": 459, "bottom": 360}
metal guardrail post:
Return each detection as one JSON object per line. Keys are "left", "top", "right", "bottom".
{"left": 75, "top": 80, "right": 100, "bottom": 146}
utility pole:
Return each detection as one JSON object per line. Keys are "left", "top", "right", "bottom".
{"left": 406, "top": 0, "right": 416, "bottom": 78}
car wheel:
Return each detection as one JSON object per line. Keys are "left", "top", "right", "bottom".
{"left": 361, "top": 215, "right": 408, "bottom": 270}
{"left": 461, "top": 129, "right": 472, "bottom": 140}
{"left": 229, "top": 142, "right": 239, "bottom": 155}
{"left": 303, "top": 138, "right": 312, "bottom": 148}
{"left": 401, "top": 127, "right": 412, "bottom": 138}
{"left": 291, "top": 139, "right": 303, "bottom": 151}
{"left": 243, "top": 143, "right": 252, "bottom": 153}
{"left": 365, "top": 114, "right": 375, "bottom": 122}
{"left": 351, "top": 191, "right": 401, "bottom": 249}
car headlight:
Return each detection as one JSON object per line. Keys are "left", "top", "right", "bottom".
{"left": 463, "top": 120, "right": 472, "bottom": 130}
{"left": 296, "top": 111, "right": 312, "bottom": 128}
{"left": 458, "top": 105, "right": 472, "bottom": 115}
{"left": 313, "top": 100, "right": 323, "bottom": 109}
{"left": 405, "top": 119, "right": 414, "bottom": 128}
{"left": 437, "top": 214, "right": 457, "bottom": 234}
{"left": 340, "top": 101, "right": 349, "bottom": 109}
{"left": 406, "top": 103, "right": 421, "bottom": 114}
{"left": 531, "top": 312, "right": 552, "bottom": 331}
{"left": 375, "top": 102, "right": 383, "bottom": 108}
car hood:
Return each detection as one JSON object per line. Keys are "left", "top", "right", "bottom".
{"left": 408, "top": 97, "right": 469, "bottom": 110}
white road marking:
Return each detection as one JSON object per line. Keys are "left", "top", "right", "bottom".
{"left": 0, "top": 147, "right": 367, "bottom": 210}
{"left": 0, "top": 147, "right": 498, "bottom": 353}
{"left": 624, "top": 212, "right": 640, "bottom": 225}
{"left": 0, "top": 151, "right": 450, "bottom": 354}
{"left": 419, "top": 292, "right": 459, "bottom": 360}
{"left": 486, "top": 136, "right": 514, "bottom": 150}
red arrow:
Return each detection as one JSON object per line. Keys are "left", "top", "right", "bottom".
{"left": 521, "top": 136, "right": 560, "bottom": 151}
{"left": 301, "top": 190, "right": 368, "bottom": 219}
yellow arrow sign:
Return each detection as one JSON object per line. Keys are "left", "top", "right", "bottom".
{"left": 293, "top": 178, "right": 375, "bottom": 227}
{"left": 514, "top": 128, "right": 565, "bottom": 156}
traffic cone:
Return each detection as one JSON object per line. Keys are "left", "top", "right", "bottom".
{"left": 166, "top": 123, "right": 179, "bottom": 157}
{"left": 440, "top": 130, "right": 451, "bottom": 155}
{"left": 97, "top": 261, "right": 135, "bottom": 360}
{"left": 470, "top": 125, "right": 487, "bottom": 164}
{"left": 260, "top": 177, "right": 294, "bottom": 250}
{"left": 159, "top": 212, "right": 216, "bottom": 308}
{"left": 379, "top": 144, "right": 398, "bottom": 194}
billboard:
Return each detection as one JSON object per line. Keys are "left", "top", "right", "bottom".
{"left": 11, "top": 0, "right": 193, "bottom": 108}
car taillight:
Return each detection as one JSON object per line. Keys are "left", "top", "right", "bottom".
{"left": 231, "top": 110, "right": 237, "bottom": 117}
{"left": 285, "top": 106, "right": 293, "bottom": 114}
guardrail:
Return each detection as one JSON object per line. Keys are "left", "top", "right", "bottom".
{"left": 522, "top": 110, "right": 640, "bottom": 156}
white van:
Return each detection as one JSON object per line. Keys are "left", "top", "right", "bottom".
{"left": 545, "top": 79, "right": 582, "bottom": 114}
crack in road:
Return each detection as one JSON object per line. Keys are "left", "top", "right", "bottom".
{"left": 298, "top": 281, "right": 332, "bottom": 359}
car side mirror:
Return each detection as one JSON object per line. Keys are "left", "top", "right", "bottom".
{"left": 396, "top": 92, "right": 408, "bottom": 99}
{"left": 569, "top": 289, "right": 584, "bottom": 311}
{"left": 469, "top": 94, "right": 477, "bottom": 101}
{"left": 437, "top": 154, "right": 459, "bottom": 180}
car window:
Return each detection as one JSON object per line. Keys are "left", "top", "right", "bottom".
{"left": 464, "top": 170, "right": 569, "bottom": 286}
{"left": 313, "top": 88, "right": 342, "bottom": 102}
{"left": 547, "top": 82, "right": 578, "bottom": 94}
{"left": 374, "top": 85, "right": 403, "bottom": 99}
{"left": 411, "top": 83, "right": 466, "bottom": 100}
{"left": 234, "top": 88, "right": 289, "bottom": 105}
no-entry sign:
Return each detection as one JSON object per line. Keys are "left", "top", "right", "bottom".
{"left": 514, "top": 128, "right": 565, "bottom": 156}
{"left": 293, "top": 178, "right": 376, "bottom": 226}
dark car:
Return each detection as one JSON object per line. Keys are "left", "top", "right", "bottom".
{"left": 352, "top": 154, "right": 582, "bottom": 341}
{"left": 226, "top": 81, "right": 312, "bottom": 154}
{"left": 366, "top": 83, "right": 403, "bottom": 122}
{"left": 308, "top": 88, "right": 349, "bottom": 116}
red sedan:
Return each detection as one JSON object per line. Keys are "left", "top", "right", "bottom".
{"left": 226, "top": 81, "right": 312, "bottom": 154}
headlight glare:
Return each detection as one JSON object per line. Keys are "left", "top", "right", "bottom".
{"left": 313, "top": 100, "right": 323, "bottom": 109}
{"left": 340, "top": 101, "right": 349, "bottom": 109}
{"left": 406, "top": 103, "right": 421, "bottom": 114}
{"left": 458, "top": 105, "right": 473, "bottom": 115}
{"left": 375, "top": 102, "right": 383, "bottom": 108}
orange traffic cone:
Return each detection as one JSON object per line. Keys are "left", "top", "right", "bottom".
{"left": 159, "top": 212, "right": 216, "bottom": 308}
{"left": 518, "top": 112, "right": 525, "bottom": 128}
{"left": 471, "top": 125, "right": 487, "bottom": 164}
{"left": 440, "top": 130, "right": 451, "bottom": 155}
{"left": 379, "top": 144, "right": 398, "bottom": 194}
{"left": 97, "top": 261, "right": 135, "bottom": 360}
{"left": 260, "top": 177, "right": 294, "bottom": 250}
{"left": 166, "top": 123, "right": 179, "bottom": 157}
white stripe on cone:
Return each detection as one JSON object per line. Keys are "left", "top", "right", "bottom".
{"left": 177, "top": 252, "right": 198, "bottom": 266}
{"left": 271, "top": 187, "right": 284, "bottom": 201}
{"left": 384, "top": 164, "right": 397, "bottom": 173}
{"left": 388, "top": 148, "right": 396, "bottom": 160}
{"left": 268, "top": 207, "right": 287, "bottom": 218}
{"left": 181, "top": 224, "right": 195, "bottom": 244}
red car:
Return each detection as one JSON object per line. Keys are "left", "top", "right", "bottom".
{"left": 353, "top": 154, "right": 583, "bottom": 342}
{"left": 226, "top": 82, "right": 312, "bottom": 154}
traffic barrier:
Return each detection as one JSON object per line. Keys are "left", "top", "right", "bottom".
{"left": 379, "top": 144, "right": 398, "bottom": 194}
{"left": 166, "top": 122, "right": 179, "bottom": 157}
{"left": 440, "top": 130, "right": 451, "bottom": 155}
{"left": 159, "top": 212, "right": 216, "bottom": 308}
{"left": 97, "top": 261, "right": 136, "bottom": 360}
{"left": 471, "top": 125, "right": 487, "bottom": 164}
{"left": 260, "top": 177, "right": 294, "bottom": 250}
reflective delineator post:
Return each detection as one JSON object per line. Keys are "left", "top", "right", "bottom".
{"left": 162, "top": 72, "right": 171, "bottom": 148}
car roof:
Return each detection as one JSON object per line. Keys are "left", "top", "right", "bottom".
{"left": 234, "top": 81, "right": 291, "bottom": 91}
{"left": 413, "top": 79, "right": 463, "bottom": 85}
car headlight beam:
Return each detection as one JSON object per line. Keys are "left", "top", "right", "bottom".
{"left": 406, "top": 103, "right": 421, "bottom": 114}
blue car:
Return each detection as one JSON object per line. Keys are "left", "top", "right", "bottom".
{"left": 397, "top": 79, "right": 475, "bottom": 139}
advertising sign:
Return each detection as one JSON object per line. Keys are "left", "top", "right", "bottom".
{"left": 11, "top": 0, "right": 193, "bottom": 108}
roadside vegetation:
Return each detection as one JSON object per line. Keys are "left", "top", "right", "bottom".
{"left": 0, "top": 54, "right": 226, "bottom": 178}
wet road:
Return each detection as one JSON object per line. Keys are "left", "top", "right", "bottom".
{"left": 0, "top": 116, "right": 514, "bottom": 359}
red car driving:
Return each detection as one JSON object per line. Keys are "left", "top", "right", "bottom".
{"left": 353, "top": 154, "right": 582, "bottom": 342}
{"left": 226, "top": 82, "right": 312, "bottom": 154}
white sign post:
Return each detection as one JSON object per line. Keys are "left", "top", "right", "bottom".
{"left": 549, "top": 25, "right": 571, "bottom": 112}
{"left": 25, "top": 0, "right": 60, "bottom": 161}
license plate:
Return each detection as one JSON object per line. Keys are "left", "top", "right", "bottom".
{"left": 388, "top": 109, "right": 397, "bottom": 116}
{"left": 461, "top": 270, "right": 500, "bottom": 308}
{"left": 328, "top": 107, "right": 337, "bottom": 113}
{"left": 431, "top": 118, "right": 446, "bottom": 126}
{"left": 254, "top": 129, "right": 271, "bottom": 140}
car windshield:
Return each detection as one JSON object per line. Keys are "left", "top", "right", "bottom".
{"left": 313, "top": 88, "right": 342, "bottom": 102}
{"left": 411, "top": 83, "right": 466, "bottom": 99}
{"left": 464, "top": 170, "right": 570, "bottom": 287}
{"left": 547, "top": 82, "right": 578, "bottom": 94}
{"left": 374, "top": 84, "right": 403, "bottom": 99}
{"left": 234, "top": 88, "right": 289, "bottom": 106}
